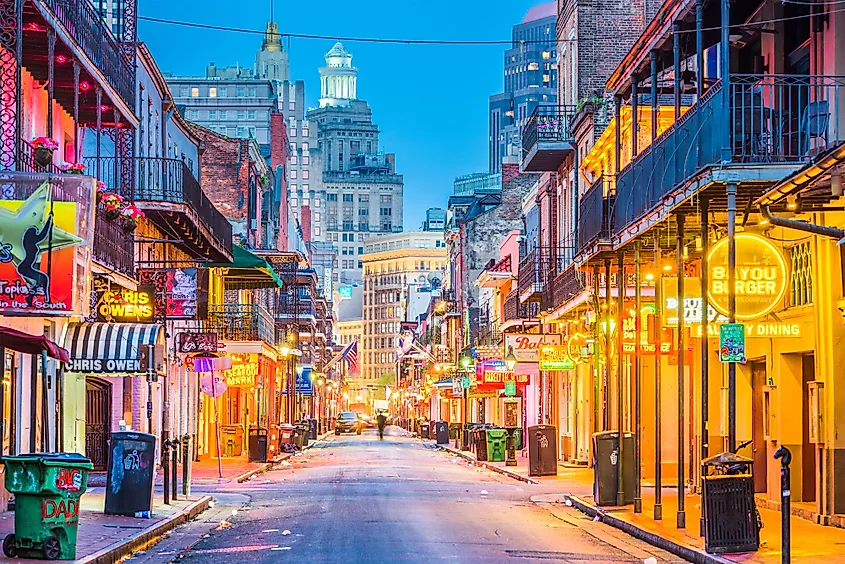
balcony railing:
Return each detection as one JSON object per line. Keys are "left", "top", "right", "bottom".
{"left": 39, "top": 0, "right": 135, "bottom": 109}
{"left": 521, "top": 105, "right": 576, "bottom": 172}
{"left": 92, "top": 206, "right": 135, "bottom": 279}
{"left": 518, "top": 246, "right": 570, "bottom": 302}
{"left": 543, "top": 264, "right": 588, "bottom": 312}
{"left": 578, "top": 176, "right": 614, "bottom": 254}
{"left": 84, "top": 156, "right": 232, "bottom": 254}
{"left": 207, "top": 304, "right": 275, "bottom": 345}
{"left": 615, "top": 74, "right": 845, "bottom": 236}
{"left": 503, "top": 290, "right": 537, "bottom": 322}
{"left": 476, "top": 323, "right": 502, "bottom": 346}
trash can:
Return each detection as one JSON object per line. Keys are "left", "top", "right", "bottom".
{"left": 279, "top": 424, "right": 296, "bottom": 453}
{"left": 267, "top": 426, "right": 280, "bottom": 459}
{"left": 435, "top": 421, "right": 449, "bottom": 445}
{"left": 420, "top": 421, "right": 430, "bottom": 438}
{"left": 221, "top": 425, "right": 243, "bottom": 457}
{"left": 296, "top": 422, "right": 309, "bottom": 448}
{"left": 2, "top": 453, "right": 93, "bottom": 560}
{"left": 248, "top": 427, "right": 268, "bottom": 463}
{"left": 591, "top": 431, "right": 636, "bottom": 506}
{"left": 513, "top": 427, "right": 524, "bottom": 451}
{"left": 527, "top": 425, "right": 558, "bottom": 477}
{"left": 429, "top": 421, "right": 437, "bottom": 440}
{"left": 309, "top": 419, "right": 318, "bottom": 440}
{"left": 449, "top": 422, "right": 461, "bottom": 439}
{"left": 486, "top": 429, "right": 508, "bottom": 462}
{"left": 104, "top": 432, "right": 157, "bottom": 517}
{"left": 474, "top": 429, "right": 489, "bottom": 461}
{"left": 702, "top": 452, "right": 759, "bottom": 554}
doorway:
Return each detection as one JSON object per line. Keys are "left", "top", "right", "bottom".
{"left": 801, "top": 355, "right": 817, "bottom": 502}
{"left": 85, "top": 378, "right": 111, "bottom": 471}
{"left": 750, "top": 361, "right": 768, "bottom": 493}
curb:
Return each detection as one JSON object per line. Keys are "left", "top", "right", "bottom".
{"left": 438, "top": 445, "right": 539, "bottom": 485}
{"left": 234, "top": 462, "right": 273, "bottom": 483}
{"left": 76, "top": 495, "right": 212, "bottom": 564}
{"left": 563, "top": 495, "right": 735, "bottom": 564}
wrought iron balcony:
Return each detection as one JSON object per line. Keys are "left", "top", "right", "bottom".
{"left": 92, "top": 206, "right": 135, "bottom": 279}
{"left": 542, "top": 264, "right": 588, "bottom": 313}
{"left": 503, "top": 290, "right": 538, "bottom": 322}
{"left": 476, "top": 323, "right": 502, "bottom": 346}
{"left": 521, "top": 105, "right": 576, "bottom": 172}
{"left": 577, "top": 176, "right": 614, "bottom": 255}
{"left": 206, "top": 304, "right": 275, "bottom": 346}
{"left": 615, "top": 74, "right": 845, "bottom": 237}
{"left": 84, "top": 156, "right": 232, "bottom": 261}
{"left": 518, "top": 246, "right": 567, "bottom": 303}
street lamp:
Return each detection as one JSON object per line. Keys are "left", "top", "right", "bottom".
{"left": 505, "top": 347, "right": 517, "bottom": 371}
{"left": 458, "top": 355, "right": 472, "bottom": 451}
{"left": 504, "top": 346, "right": 518, "bottom": 467}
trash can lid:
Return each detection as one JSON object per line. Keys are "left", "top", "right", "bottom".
{"left": 2, "top": 452, "right": 93, "bottom": 468}
{"left": 111, "top": 431, "right": 156, "bottom": 442}
{"left": 592, "top": 430, "right": 621, "bottom": 439}
{"left": 702, "top": 451, "right": 753, "bottom": 466}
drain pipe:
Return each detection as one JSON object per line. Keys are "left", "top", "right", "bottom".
{"left": 760, "top": 205, "right": 845, "bottom": 241}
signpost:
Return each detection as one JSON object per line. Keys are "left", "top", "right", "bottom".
{"left": 461, "top": 377, "right": 471, "bottom": 390}
{"left": 719, "top": 324, "right": 746, "bottom": 363}
{"left": 504, "top": 381, "right": 516, "bottom": 397}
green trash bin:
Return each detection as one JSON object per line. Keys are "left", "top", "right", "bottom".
{"left": 2, "top": 453, "right": 93, "bottom": 560}
{"left": 486, "top": 429, "right": 508, "bottom": 462}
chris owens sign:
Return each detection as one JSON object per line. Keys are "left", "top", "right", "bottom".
{"left": 505, "top": 334, "right": 563, "bottom": 362}
{"left": 96, "top": 286, "right": 155, "bottom": 322}
{"left": 707, "top": 233, "right": 788, "bottom": 320}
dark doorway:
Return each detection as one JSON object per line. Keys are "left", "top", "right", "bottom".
{"left": 85, "top": 378, "right": 111, "bottom": 471}
{"left": 751, "top": 361, "right": 768, "bottom": 493}
{"left": 802, "top": 355, "right": 817, "bottom": 502}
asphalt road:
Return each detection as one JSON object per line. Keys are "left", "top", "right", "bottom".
{"left": 139, "top": 427, "right": 686, "bottom": 564}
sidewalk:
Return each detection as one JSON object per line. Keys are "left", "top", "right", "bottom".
{"left": 0, "top": 490, "right": 211, "bottom": 563}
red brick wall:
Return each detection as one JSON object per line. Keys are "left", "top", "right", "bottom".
{"left": 270, "top": 111, "right": 291, "bottom": 250}
{"left": 300, "top": 204, "right": 312, "bottom": 245}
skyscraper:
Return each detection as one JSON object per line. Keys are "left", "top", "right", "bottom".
{"left": 489, "top": 2, "right": 558, "bottom": 172}
{"left": 307, "top": 42, "right": 404, "bottom": 285}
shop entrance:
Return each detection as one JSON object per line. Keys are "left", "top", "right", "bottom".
{"left": 801, "top": 354, "right": 817, "bottom": 502}
{"left": 750, "top": 360, "right": 768, "bottom": 493}
{"left": 85, "top": 378, "right": 111, "bottom": 470}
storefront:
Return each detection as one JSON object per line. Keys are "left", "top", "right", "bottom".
{"left": 472, "top": 360, "right": 529, "bottom": 429}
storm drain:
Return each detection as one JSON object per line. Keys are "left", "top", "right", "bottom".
{"left": 505, "top": 550, "right": 640, "bottom": 561}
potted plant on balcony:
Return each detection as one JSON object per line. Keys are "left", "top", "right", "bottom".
{"left": 101, "top": 192, "right": 124, "bottom": 221}
{"left": 31, "top": 137, "right": 58, "bottom": 167}
{"left": 60, "top": 162, "right": 86, "bottom": 175}
{"left": 96, "top": 181, "right": 108, "bottom": 204}
{"left": 120, "top": 204, "right": 145, "bottom": 233}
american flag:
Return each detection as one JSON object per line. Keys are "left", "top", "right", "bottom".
{"left": 344, "top": 340, "right": 360, "bottom": 375}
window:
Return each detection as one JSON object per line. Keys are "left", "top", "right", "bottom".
{"left": 358, "top": 246, "right": 364, "bottom": 254}
{"left": 237, "top": 127, "right": 245, "bottom": 138}
{"left": 349, "top": 233, "right": 355, "bottom": 242}
{"left": 179, "top": 87, "right": 189, "bottom": 97}
{"left": 314, "top": 213, "right": 321, "bottom": 221}
{"left": 358, "top": 261, "right": 363, "bottom": 268}
{"left": 302, "top": 156, "right": 309, "bottom": 165}
{"left": 237, "top": 87, "right": 246, "bottom": 97}
{"left": 291, "top": 198, "right": 298, "bottom": 207}
{"left": 314, "top": 227, "right": 321, "bottom": 236}
{"left": 314, "top": 198, "right": 320, "bottom": 207}
{"left": 219, "top": 110, "right": 228, "bottom": 120}
{"left": 289, "top": 101, "right": 295, "bottom": 110}
{"left": 542, "top": 51, "right": 551, "bottom": 60}
{"left": 247, "top": 87, "right": 257, "bottom": 97}
{"left": 218, "top": 87, "right": 227, "bottom": 97}
{"left": 290, "top": 128, "right": 297, "bottom": 138}
{"left": 289, "top": 183, "right": 296, "bottom": 191}
{"left": 326, "top": 193, "right": 337, "bottom": 202}
{"left": 302, "top": 170, "right": 309, "bottom": 179}
{"left": 302, "top": 184, "right": 309, "bottom": 192}
{"left": 209, "top": 87, "right": 217, "bottom": 97}
{"left": 380, "top": 207, "right": 392, "bottom": 216}
{"left": 237, "top": 110, "right": 246, "bottom": 120}
{"left": 302, "top": 128, "right": 309, "bottom": 137}
{"left": 342, "top": 193, "right": 353, "bottom": 202}
{"left": 190, "top": 87, "right": 199, "bottom": 97}
{"left": 290, "top": 170, "right": 297, "bottom": 179}
{"left": 291, "top": 155, "right": 298, "bottom": 165}
{"left": 302, "top": 142, "right": 309, "bottom": 152}
{"left": 227, "top": 127, "right": 236, "bottom": 136}
{"left": 209, "top": 110, "right": 217, "bottom": 120}
{"left": 358, "top": 208, "right": 369, "bottom": 217}
{"left": 291, "top": 143, "right": 297, "bottom": 151}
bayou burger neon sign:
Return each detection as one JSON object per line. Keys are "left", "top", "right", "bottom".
{"left": 707, "top": 233, "right": 788, "bottom": 321}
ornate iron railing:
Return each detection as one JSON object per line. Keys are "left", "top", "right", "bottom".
{"left": 92, "top": 205, "right": 135, "bottom": 279}
{"left": 503, "top": 290, "right": 536, "bottom": 322}
{"left": 578, "top": 176, "right": 614, "bottom": 253}
{"left": 207, "top": 304, "right": 275, "bottom": 345}
{"left": 521, "top": 105, "right": 577, "bottom": 162}
{"left": 543, "top": 264, "right": 588, "bottom": 312}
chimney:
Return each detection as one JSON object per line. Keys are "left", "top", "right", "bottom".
{"left": 300, "top": 204, "right": 312, "bottom": 245}
{"left": 270, "top": 111, "right": 287, "bottom": 169}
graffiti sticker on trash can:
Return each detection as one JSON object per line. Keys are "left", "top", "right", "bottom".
{"left": 55, "top": 468, "right": 83, "bottom": 492}
{"left": 42, "top": 499, "right": 80, "bottom": 523}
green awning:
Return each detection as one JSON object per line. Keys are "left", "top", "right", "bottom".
{"left": 206, "top": 245, "right": 284, "bottom": 290}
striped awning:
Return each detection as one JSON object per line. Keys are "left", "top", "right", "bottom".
{"left": 63, "top": 323, "right": 164, "bottom": 374}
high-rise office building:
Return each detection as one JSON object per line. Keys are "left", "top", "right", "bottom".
{"left": 421, "top": 208, "right": 446, "bottom": 232}
{"left": 489, "top": 2, "right": 558, "bottom": 172}
{"left": 307, "top": 42, "right": 404, "bottom": 284}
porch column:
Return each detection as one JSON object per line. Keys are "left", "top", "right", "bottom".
{"left": 604, "top": 258, "right": 612, "bottom": 431}
{"left": 676, "top": 213, "right": 686, "bottom": 529}
{"left": 726, "top": 183, "right": 737, "bottom": 452}
{"left": 616, "top": 249, "right": 626, "bottom": 506}
{"left": 721, "top": 0, "right": 732, "bottom": 161}
{"left": 615, "top": 96, "right": 622, "bottom": 174}
{"left": 634, "top": 241, "right": 642, "bottom": 513}
{"left": 47, "top": 29, "right": 55, "bottom": 138}
{"left": 593, "top": 264, "right": 601, "bottom": 434}
{"left": 631, "top": 79, "right": 639, "bottom": 157}
{"left": 73, "top": 61, "right": 80, "bottom": 162}
{"left": 654, "top": 232, "right": 663, "bottom": 520}
{"left": 696, "top": 0, "right": 704, "bottom": 163}
{"left": 673, "top": 23, "right": 682, "bottom": 120}
{"left": 650, "top": 51, "right": 658, "bottom": 141}
{"left": 699, "top": 197, "right": 710, "bottom": 535}
{"left": 96, "top": 88, "right": 102, "bottom": 180}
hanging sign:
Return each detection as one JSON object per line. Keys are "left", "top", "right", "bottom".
{"left": 719, "top": 323, "right": 746, "bottom": 363}
{"left": 452, "top": 378, "right": 463, "bottom": 397}
{"left": 200, "top": 374, "right": 227, "bottom": 397}
{"left": 505, "top": 334, "right": 562, "bottom": 363}
{"left": 504, "top": 381, "right": 517, "bottom": 397}
{"left": 96, "top": 286, "right": 155, "bottom": 322}
{"left": 177, "top": 332, "right": 218, "bottom": 353}
{"left": 539, "top": 345, "right": 575, "bottom": 370}
{"left": 707, "top": 234, "right": 789, "bottom": 320}
{"left": 225, "top": 353, "right": 258, "bottom": 387}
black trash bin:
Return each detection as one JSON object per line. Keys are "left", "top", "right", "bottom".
{"left": 248, "top": 427, "right": 268, "bottom": 462}
{"left": 296, "top": 422, "right": 310, "bottom": 447}
{"left": 420, "top": 421, "right": 430, "bottom": 438}
{"left": 591, "top": 431, "right": 636, "bottom": 506}
{"left": 309, "top": 419, "right": 318, "bottom": 440}
{"left": 105, "top": 432, "right": 157, "bottom": 516}
{"left": 702, "top": 452, "right": 759, "bottom": 554}
{"left": 435, "top": 421, "right": 450, "bottom": 445}
{"left": 474, "top": 428, "right": 489, "bottom": 461}
{"left": 429, "top": 421, "right": 437, "bottom": 439}
{"left": 527, "top": 425, "right": 558, "bottom": 477}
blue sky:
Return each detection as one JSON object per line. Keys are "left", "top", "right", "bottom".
{"left": 138, "top": 0, "right": 543, "bottom": 230}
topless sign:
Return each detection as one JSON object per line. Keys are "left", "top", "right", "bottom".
{"left": 0, "top": 182, "right": 87, "bottom": 315}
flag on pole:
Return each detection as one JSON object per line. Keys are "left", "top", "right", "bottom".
{"left": 344, "top": 340, "right": 360, "bottom": 376}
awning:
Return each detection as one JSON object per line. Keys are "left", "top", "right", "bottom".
{"left": 755, "top": 141, "right": 845, "bottom": 206}
{"left": 63, "top": 322, "right": 164, "bottom": 374}
{"left": 0, "top": 326, "right": 69, "bottom": 362}
{"left": 206, "top": 245, "right": 284, "bottom": 290}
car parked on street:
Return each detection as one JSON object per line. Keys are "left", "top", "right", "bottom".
{"left": 335, "top": 412, "right": 362, "bottom": 435}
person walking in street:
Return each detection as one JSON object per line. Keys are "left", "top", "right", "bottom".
{"left": 377, "top": 412, "right": 387, "bottom": 440}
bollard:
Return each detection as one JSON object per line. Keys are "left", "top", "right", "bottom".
{"left": 506, "top": 428, "right": 517, "bottom": 467}
{"left": 182, "top": 434, "right": 191, "bottom": 496}
{"left": 774, "top": 445, "right": 792, "bottom": 564}
{"left": 171, "top": 437, "right": 180, "bottom": 501}
{"left": 162, "top": 439, "right": 171, "bottom": 505}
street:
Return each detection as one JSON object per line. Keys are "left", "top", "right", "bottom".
{"left": 134, "top": 428, "right": 684, "bottom": 564}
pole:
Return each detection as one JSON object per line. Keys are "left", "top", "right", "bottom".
{"left": 634, "top": 242, "right": 642, "bottom": 513}
{"left": 41, "top": 350, "right": 49, "bottom": 451}
{"left": 700, "top": 197, "right": 710, "bottom": 535}
{"left": 616, "top": 248, "right": 626, "bottom": 507}
{"left": 592, "top": 265, "right": 601, "bottom": 435}
{"left": 182, "top": 434, "right": 191, "bottom": 496}
{"left": 162, "top": 438, "right": 170, "bottom": 505}
{"left": 211, "top": 370, "right": 223, "bottom": 479}
{"left": 696, "top": 0, "right": 704, "bottom": 163}
{"left": 171, "top": 436, "right": 179, "bottom": 501}
{"left": 727, "top": 182, "right": 737, "bottom": 453}
{"left": 721, "top": 0, "right": 732, "bottom": 162}
{"left": 676, "top": 213, "right": 686, "bottom": 529}
{"left": 673, "top": 23, "right": 682, "bottom": 121}
{"left": 654, "top": 233, "right": 663, "bottom": 521}
{"left": 603, "top": 258, "right": 611, "bottom": 431}
{"left": 146, "top": 345, "right": 154, "bottom": 434}
{"left": 650, "top": 51, "right": 658, "bottom": 142}
{"left": 774, "top": 446, "right": 792, "bottom": 564}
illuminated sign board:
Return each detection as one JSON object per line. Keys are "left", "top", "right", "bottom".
{"left": 505, "top": 333, "right": 563, "bottom": 362}
{"left": 225, "top": 353, "right": 259, "bottom": 387}
{"left": 539, "top": 346, "right": 575, "bottom": 370}
{"left": 707, "top": 234, "right": 788, "bottom": 320}
{"left": 338, "top": 285, "right": 353, "bottom": 300}
{"left": 481, "top": 371, "right": 530, "bottom": 385}
{"left": 96, "top": 286, "right": 155, "bottom": 322}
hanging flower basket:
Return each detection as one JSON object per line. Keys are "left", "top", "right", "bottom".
{"left": 96, "top": 181, "right": 107, "bottom": 204}
{"left": 32, "top": 137, "right": 58, "bottom": 167}
{"left": 120, "top": 204, "right": 145, "bottom": 233}
{"left": 122, "top": 217, "right": 139, "bottom": 233}
{"left": 100, "top": 192, "right": 124, "bottom": 222}
{"left": 60, "top": 162, "right": 86, "bottom": 175}
{"left": 105, "top": 209, "right": 121, "bottom": 222}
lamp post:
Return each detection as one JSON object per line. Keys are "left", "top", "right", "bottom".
{"left": 460, "top": 355, "right": 471, "bottom": 450}
{"left": 505, "top": 347, "right": 518, "bottom": 467}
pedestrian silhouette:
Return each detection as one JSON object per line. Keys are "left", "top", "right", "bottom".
{"left": 18, "top": 216, "right": 52, "bottom": 307}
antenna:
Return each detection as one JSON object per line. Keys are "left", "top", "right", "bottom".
{"left": 270, "top": 0, "right": 274, "bottom": 22}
